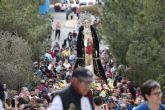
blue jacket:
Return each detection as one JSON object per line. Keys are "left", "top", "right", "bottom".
{"left": 134, "top": 102, "right": 165, "bottom": 110}
{"left": 116, "top": 103, "right": 133, "bottom": 110}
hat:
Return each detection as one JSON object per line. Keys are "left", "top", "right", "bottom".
{"left": 65, "top": 74, "right": 71, "bottom": 79}
{"left": 48, "top": 79, "right": 53, "bottom": 82}
{"left": 72, "top": 67, "right": 93, "bottom": 83}
{"left": 40, "top": 80, "right": 45, "bottom": 84}
{"left": 107, "top": 97, "right": 114, "bottom": 103}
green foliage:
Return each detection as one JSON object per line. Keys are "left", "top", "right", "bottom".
{"left": 80, "top": 6, "right": 100, "bottom": 16}
{"left": 0, "top": 0, "right": 52, "bottom": 89}
{"left": 157, "top": 74, "right": 165, "bottom": 99}
{"left": 126, "top": 0, "right": 165, "bottom": 84}
{"left": 24, "top": 75, "right": 41, "bottom": 91}
{"left": 0, "top": 0, "right": 52, "bottom": 60}
{"left": 39, "top": 0, "right": 45, "bottom": 5}
{"left": 102, "top": 0, "right": 142, "bottom": 64}
{"left": 0, "top": 31, "right": 35, "bottom": 90}
{"left": 126, "top": 38, "right": 165, "bottom": 84}
{"left": 102, "top": 0, "right": 165, "bottom": 84}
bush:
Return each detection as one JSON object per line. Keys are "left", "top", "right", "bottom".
{"left": 0, "top": 31, "right": 35, "bottom": 90}
{"left": 79, "top": 6, "right": 100, "bottom": 16}
{"left": 0, "top": 0, "right": 52, "bottom": 61}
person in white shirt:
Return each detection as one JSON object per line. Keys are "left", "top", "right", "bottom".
{"left": 63, "top": 59, "right": 71, "bottom": 69}
{"left": 52, "top": 21, "right": 61, "bottom": 40}
{"left": 47, "top": 67, "right": 94, "bottom": 110}
{"left": 0, "top": 100, "right": 4, "bottom": 110}
{"left": 66, "top": 67, "right": 73, "bottom": 76}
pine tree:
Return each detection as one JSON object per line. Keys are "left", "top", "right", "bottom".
{"left": 102, "top": 0, "right": 165, "bottom": 84}
{"left": 102, "top": 0, "right": 142, "bottom": 64}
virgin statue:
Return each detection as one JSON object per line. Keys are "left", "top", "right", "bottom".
{"left": 74, "top": 14, "right": 107, "bottom": 83}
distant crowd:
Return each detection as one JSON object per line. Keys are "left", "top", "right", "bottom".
{"left": 0, "top": 15, "right": 164, "bottom": 110}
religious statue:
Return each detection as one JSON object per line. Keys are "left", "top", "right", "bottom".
{"left": 74, "top": 14, "right": 107, "bottom": 83}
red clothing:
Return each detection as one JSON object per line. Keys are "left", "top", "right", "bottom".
{"left": 72, "top": 32, "right": 77, "bottom": 38}
{"left": 106, "top": 70, "right": 112, "bottom": 78}
{"left": 76, "top": 7, "right": 79, "bottom": 14}
{"left": 86, "top": 45, "right": 92, "bottom": 55}
{"left": 49, "top": 50, "right": 55, "bottom": 58}
{"left": 85, "top": 90, "right": 93, "bottom": 102}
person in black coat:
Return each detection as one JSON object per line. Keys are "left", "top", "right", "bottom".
{"left": 0, "top": 83, "right": 5, "bottom": 102}
{"left": 0, "top": 83, "right": 5, "bottom": 109}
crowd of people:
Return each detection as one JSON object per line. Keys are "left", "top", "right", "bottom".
{"left": 65, "top": 7, "right": 79, "bottom": 20}
{"left": 0, "top": 14, "right": 165, "bottom": 110}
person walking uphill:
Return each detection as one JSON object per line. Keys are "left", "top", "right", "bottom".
{"left": 53, "top": 21, "right": 61, "bottom": 40}
{"left": 47, "top": 67, "right": 94, "bottom": 110}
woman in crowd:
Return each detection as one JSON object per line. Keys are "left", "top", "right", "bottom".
{"left": 135, "top": 80, "right": 165, "bottom": 110}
